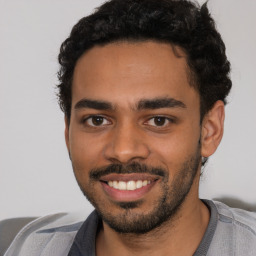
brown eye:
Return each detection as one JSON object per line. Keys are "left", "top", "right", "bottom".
{"left": 145, "top": 116, "right": 174, "bottom": 128}
{"left": 153, "top": 117, "right": 167, "bottom": 126}
{"left": 85, "top": 116, "right": 111, "bottom": 127}
{"left": 91, "top": 116, "right": 104, "bottom": 126}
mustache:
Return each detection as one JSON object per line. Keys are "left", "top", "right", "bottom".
{"left": 89, "top": 162, "right": 168, "bottom": 180}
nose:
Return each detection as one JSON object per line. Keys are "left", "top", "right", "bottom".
{"left": 103, "top": 123, "right": 150, "bottom": 164}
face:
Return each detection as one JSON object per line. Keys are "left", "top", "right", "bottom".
{"left": 66, "top": 41, "right": 203, "bottom": 233}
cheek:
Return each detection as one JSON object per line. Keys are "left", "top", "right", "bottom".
{"left": 69, "top": 130, "right": 103, "bottom": 176}
{"left": 148, "top": 124, "right": 201, "bottom": 167}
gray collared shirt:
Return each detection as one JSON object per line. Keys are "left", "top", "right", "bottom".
{"left": 67, "top": 200, "right": 256, "bottom": 255}
{"left": 3, "top": 200, "right": 256, "bottom": 256}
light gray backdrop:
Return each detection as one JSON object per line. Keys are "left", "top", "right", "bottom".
{"left": 0, "top": 0, "right": 255, "bottom": 219}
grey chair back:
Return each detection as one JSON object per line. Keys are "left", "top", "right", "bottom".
{"left": 0, "top": 217, "right": 37, "bottom": 256}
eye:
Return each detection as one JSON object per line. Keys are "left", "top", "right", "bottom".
{"left": 83, "top": 115, "right": 111, "bottom": 127}
{"left": 146, "top": 116, "right": 173, "bottom": 127}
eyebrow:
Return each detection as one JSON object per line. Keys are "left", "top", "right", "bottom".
{"left": 74, "top": 99, "right": 114, "bottom": 110}
{"left": 137, "top": 97, "right": 186, "bottom": 110}
{"left": 74, "top": 97, "right": 186, "bottom": 111}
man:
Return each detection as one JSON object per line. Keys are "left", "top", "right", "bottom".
{"left": 2, "top": 0, "right": 256, "bottom": 255}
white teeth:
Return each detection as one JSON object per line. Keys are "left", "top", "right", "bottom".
{"left": 142, "top": 180, "right": 148, "bottom": 186}
{"left": 107, "top": 180, "right": 151, "bottom": 191}
{"left": 113, "top": 181, "right": 119, "bottom": 189}
{"left": 136, "top": 180, "right": 142, "bottom": 189}
{"left": 119, "top": 181, "right": 127, "bottom": 190}
{"left": 127, "top": 181, "right": 136, "bottom": 190}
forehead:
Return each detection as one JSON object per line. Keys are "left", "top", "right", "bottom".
{"left": 72, "top": 41, "right": 199, "bottom": 109}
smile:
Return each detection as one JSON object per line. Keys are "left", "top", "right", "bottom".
{"left": 108, "top": 180, "right": 151, "bottom": 191}
{"left": 99, "top": 174, "right": 159, "bottom": 201}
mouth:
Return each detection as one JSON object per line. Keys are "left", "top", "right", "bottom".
{"left": 107, "top": 180, "right": 152, "bottom": 191}
{"left": 99, "top": 173, "right": 159, "bottom": 202}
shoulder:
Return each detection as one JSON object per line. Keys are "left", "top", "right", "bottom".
{"left": 1, "top": 212, "right": 88, "bottom": 256}
{"left": 214, "top": 200, "right": 256, "bottom": 234}
{"left": 208, "top": 200, "right": 256, "bottom": 256}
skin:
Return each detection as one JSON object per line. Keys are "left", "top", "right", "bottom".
{"left": 65, "top": 41, "right": 225, "bottom": 256}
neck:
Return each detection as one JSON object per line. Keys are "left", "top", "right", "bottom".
{"left": 96, "top": 197, "right": 210, "bottom": 256}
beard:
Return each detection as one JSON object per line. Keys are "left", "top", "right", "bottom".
{"left": 74, "top": 147, "right": 201, "bottom": 234}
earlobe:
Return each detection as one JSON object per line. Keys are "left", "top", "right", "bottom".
{"left": 201, "top": 100, "right": 225, "bottom": 157}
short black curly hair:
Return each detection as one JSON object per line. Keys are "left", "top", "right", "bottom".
{"left": 57, "top": 0, "right": 232, "bottom": 123}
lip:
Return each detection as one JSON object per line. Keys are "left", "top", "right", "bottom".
{"left": 100, "top": 174, "right": 159, "bottom": 202}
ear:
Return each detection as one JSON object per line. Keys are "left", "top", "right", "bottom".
{"left": 64, "top": 117, "right": 70, "bottom": 153}
{"left": 201, "top": 100, "right": 225, "bottom": 158}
